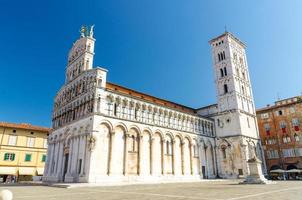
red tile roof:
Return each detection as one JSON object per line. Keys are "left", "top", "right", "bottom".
{"left": 0, "top": 122, "right": 50, "bottom": 132}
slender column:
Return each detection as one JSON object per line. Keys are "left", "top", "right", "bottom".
{"left": 80, "top": 135, "right": 86, "bottom": 175}
{"left": 56, "top": 141, "right": 64, "bottom": 178}
{"left": 189, "top": 144, "right": 193, "bottom": 175}
{"left": 123, "top": 133, "right": 129, "bottom": 175}
{"left": 150, "top": 138, "right": 155, "bottom": 175}
{"left": 172, "top": 139, "right": 176, "bottom": 175}
{"left": 50, "top": 143, "right": 56, "bottom": 175}
{"left": 197, "top": 144, "right": 202, "bottom": 176}
{"left": 74, "top": 137, "right": 80, "bottom": 175}
{"left": 108, "top": 131, "right": 115, "bottom": 175}
{"left": 54, "top": 141, "right": 61, "bottom": 174}
{"left": 67, "top": 137, "right": 74, "bottom": 175}
{"left": 204, "top": 146, "right": 208, "bottom": 178}
{"left": 181, "top": 142, "right": 185, "bottom": 175}
{"left": 71, "top": 137, "right": 79, "bottom": 174}
{"left": 138, "top": 135, "right": 144, "bottom": 175}
{"left": 161, "top": 139, "right": 166, "bottom": 175}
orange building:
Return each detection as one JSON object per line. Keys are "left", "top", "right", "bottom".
{"left": 257, "top": 96, "right": 302, "bottom": 175}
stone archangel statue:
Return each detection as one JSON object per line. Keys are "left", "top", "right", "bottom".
{"left": 80, "top": 25, "right": 94, "bottom": 37}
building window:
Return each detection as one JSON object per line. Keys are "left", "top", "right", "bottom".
{"left": 278, "top": 110, "right": 283, "bottom": 116}
{"left": 4, "top": 153, "right": 15, "bottom": 161}
{"left": 282, "top": 148, "right": 295, "bottom": 158}
{"left": 267, "top": 150, "right": 279, "bottom": 159}
{"left": 218, "top": 51, "right": 226, "bottom": 62}
{"left": 261, "top": 113, "right": 269, "bottom": 119}
{"left": 295, "top": 148, "right": 302, "bottom": 156}
{"left": 26, "top": 137, "right": 35, "bottom": 147}
{"left": 238, "top": 169, "right": 243, "bottom": 175}
{"left": 42, "top": 155, "right": 46, "bottom": 162}
{"left": 264, "top": 123, "right": 271, "bottom": 135}
{"left": 294, "top": 134, "right": 300, "bottom": 142}
{"left": 280, "top": 121, "right": 286, "bottom": 133}
{"left": 283, "top": 135, "right": 291, "bottom": 143}
{"left": 106, "top": 102, "right": 114, "bottom": 115}
{"left": 8, "top": 135, "right": 17, "bottom": 146}
{"left": 224, "top": 67, "right": 227, "bottom": 76}
{"left": 220, "top": 68, "right": 224, "bottom": 77}
{"left": 25, "top": 154, "right": 31, "bottom": 162}
{"left": 292, "top": 118, "right": 300, "bottom": 131}
{"left": 241, "top": 86, "right": 245, "bottom": 95}
{"left": 223, "top": 84, "right": 228, "bottom": 94}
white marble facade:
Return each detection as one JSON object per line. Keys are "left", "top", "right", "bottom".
{"left": 43, "top": 26, "right": 265, "bottom": 184}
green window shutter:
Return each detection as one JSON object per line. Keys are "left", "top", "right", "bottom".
{"left": 42, "top": 155, "right": 46, "bottom": 162}
{"left": 25, "top": 154, "right": 31, "bottom": 162}
{"left": 4, "top": 153, "right": 8, "bottom": 161}
{"left": 11, "top": 153, "right": 15, "bottom": 161}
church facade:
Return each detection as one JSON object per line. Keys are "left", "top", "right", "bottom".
{"left": 43, "top": 26, "right": 266, "bottom": 184}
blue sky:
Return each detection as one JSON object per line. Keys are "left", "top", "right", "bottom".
{"left": 0, "top": 0, "right": 301, "bottom": 127}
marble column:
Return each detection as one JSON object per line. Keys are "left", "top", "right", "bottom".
{"left": 54, "top": 141, "right": 60, "bottom": 174}
{"left": 204, "top": 146, "right": 208, "bottom": 178}
{"left": 161, "top": 139, "right": 166, "bottom": 175}
{"left": 172, "top": 139, "right": 176, "bottom": 175}
{"left": 56, "top": 141, "right": 64, "bottom": 179}
{"left": 181, "top": 142, "right": 185, "bottom": 175}
{"left": 138, "top": 135, "right": 144, "bottom": 175}
{"left": 189, "top": 144, "right": 193, "bottom": 175}
{"left": 108, "top": 131, "right": 115, "bottom": 175}
{"left": 150, "top": 138, "right": 155, "bottom": 176}
{"left": 67, "top": 137, "right": 74, "bottom": 175}
{"left": 80, "top": 135, "right": 87, "bottom": 176}
{"left": 123, "top": 133, "right": 129, "bottom": 175}
{"left": 197, "top": 144, "right": 202, "bottom": 176}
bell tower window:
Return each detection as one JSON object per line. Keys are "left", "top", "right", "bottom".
{"left": 223, "top": 84, "right": 228, "bottom": 94}
{"left": 220, "top": 69, "right": 224, "bottom": 77}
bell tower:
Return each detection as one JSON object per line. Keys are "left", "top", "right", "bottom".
{"left": 65, "top": 25, "right": 96, "bottom": 83}
{"left": 209, "top": 32, "right": 258, "bottom": 139}
{"left": 208, "top": 32, "right": 266, "bottom": 178}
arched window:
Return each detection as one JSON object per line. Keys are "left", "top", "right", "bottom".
{"left": 294, "top": 134, "right": 300, "bottom": 142}
{"left": 223, "top": 84, "right": 228, "bottom": 94}
{"left": 220, "top": 68, "right": 224, "bottom": 77}
{"left": 222, "top": 51, "right": 226, "bottom": 60}
{"left": 242, "top": 86, "right": 245, "bottom": 95}
{"left": 224, "top": 67, "right": 227, "bottom": 76}
{"left": 218, "top": 53, "right": 221, "bottom": 62}
{"left": 114, "top": 103, "right": 117, "bottom": 116}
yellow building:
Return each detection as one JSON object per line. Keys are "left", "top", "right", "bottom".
{"left": 0, "top": 122, "right": 50, "bottom": 182}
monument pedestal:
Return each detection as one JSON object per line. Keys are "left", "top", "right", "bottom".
{"left": 241, "top": 156, "right": 273, "bottom": 184}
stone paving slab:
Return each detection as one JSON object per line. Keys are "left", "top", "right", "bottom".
{"left": 0, "top": 180, "right": 301, "bottom": 200}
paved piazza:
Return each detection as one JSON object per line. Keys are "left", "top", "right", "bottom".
{"left": 2, "top": 180, "right": 302, "bottom": 200}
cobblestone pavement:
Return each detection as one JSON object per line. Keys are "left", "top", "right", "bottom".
{"left": 1, "top": 180, "right": 302, "bottom": 200}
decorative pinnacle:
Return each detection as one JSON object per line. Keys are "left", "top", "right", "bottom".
{"left": 80, "top": 25, "right": 94, "bottom": 38}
